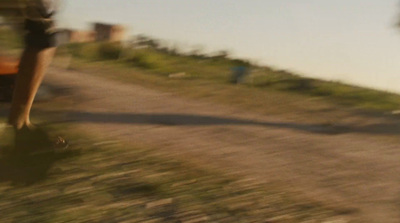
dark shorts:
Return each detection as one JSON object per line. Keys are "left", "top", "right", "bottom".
{"left": 25, "top": 32, "right": 58, "bottom": 48}
{"left": 24, "top": 19, "right": 58, "bottom": 48}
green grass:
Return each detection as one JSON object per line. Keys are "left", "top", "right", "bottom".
{"left": 0, "top": 27, "right": 23, "bottom": 50}
{"left": 251, "top": 72, "right": 400, "bottom": 111}
{"left": 0, "top": 119, "right": 352, "bottom": 222}
{"left": 60, "top": 42, "right": 400, "bottom": 113}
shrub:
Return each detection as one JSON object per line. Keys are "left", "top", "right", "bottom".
{"left": 67, "top": 42, "right": 123, "bottom": 61}
{"left": 127, "top": 51, "right": 160, "bottom": 69}
{"left": 67, "top": 42, "right": 99, "bottom": 60}
{"left": 99, "top": 42, "right": 122, "bottom": 60}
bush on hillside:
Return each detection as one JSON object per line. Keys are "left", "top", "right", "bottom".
{"left": 99, "top": 42, "right": 122, "bottom": 60}
{"left": 126, "top": 51, "right": 161, "bottom": 69}
{"left": 67, "top": 42, "right": 123, "bottom": 61}
{"left": 67, "top": 42, "right": 98, "bottom": 60}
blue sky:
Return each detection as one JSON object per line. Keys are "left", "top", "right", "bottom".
{"left": 58, "top": 0, "right": 400, "bottom": 93}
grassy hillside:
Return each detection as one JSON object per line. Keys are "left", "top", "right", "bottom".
{"left": 1, "top": 25, "right": 398, "bottom": 113}
{"left": 60, "top": 41, "right": 400, "bottom": 112}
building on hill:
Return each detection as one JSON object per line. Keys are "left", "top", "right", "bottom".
{"left": 93, "top": 23, "right": 125, "bottom": 42}
{"left": 69, "top": 30, "right": 96, "bottom": 43}
{"left": 57, "top": 22, "right": 125, "bottom": 44}
{"left": 57, "top": 29, "right": 96, "bottom": 44}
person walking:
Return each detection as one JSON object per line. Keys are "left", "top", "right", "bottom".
{"left": 6, "top": 0, "right": 67, "bottom": 152}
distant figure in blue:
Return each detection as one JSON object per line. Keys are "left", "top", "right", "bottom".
{"left": 231, "top": 61, "right": 249, "bottom": 84}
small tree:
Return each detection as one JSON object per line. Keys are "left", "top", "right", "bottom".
{"left": 133, "top": 35, "right": 161, "bottom": 49}
{"left": 214, "top": 50, "right": 230, "bottom": 59}
{"left": 189, "top": 45, "right": 206, "bottom": 58}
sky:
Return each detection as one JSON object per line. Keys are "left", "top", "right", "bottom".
{"left": 58, "top": 0, "right": 400, "bottom": 93}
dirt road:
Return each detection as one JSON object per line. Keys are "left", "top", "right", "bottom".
{"left": 41, "top": 67, "right": 400, "bottom": 223}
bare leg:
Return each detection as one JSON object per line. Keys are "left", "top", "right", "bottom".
{"left": 8, "top": 47, "right": 56, "bottom": 130}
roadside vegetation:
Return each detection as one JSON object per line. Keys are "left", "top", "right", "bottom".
{"left": 60, "top": 39, "right": 400, "bottom": 112}
{"left": 0, "top": 117, "right": 352, "bottom": 222}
